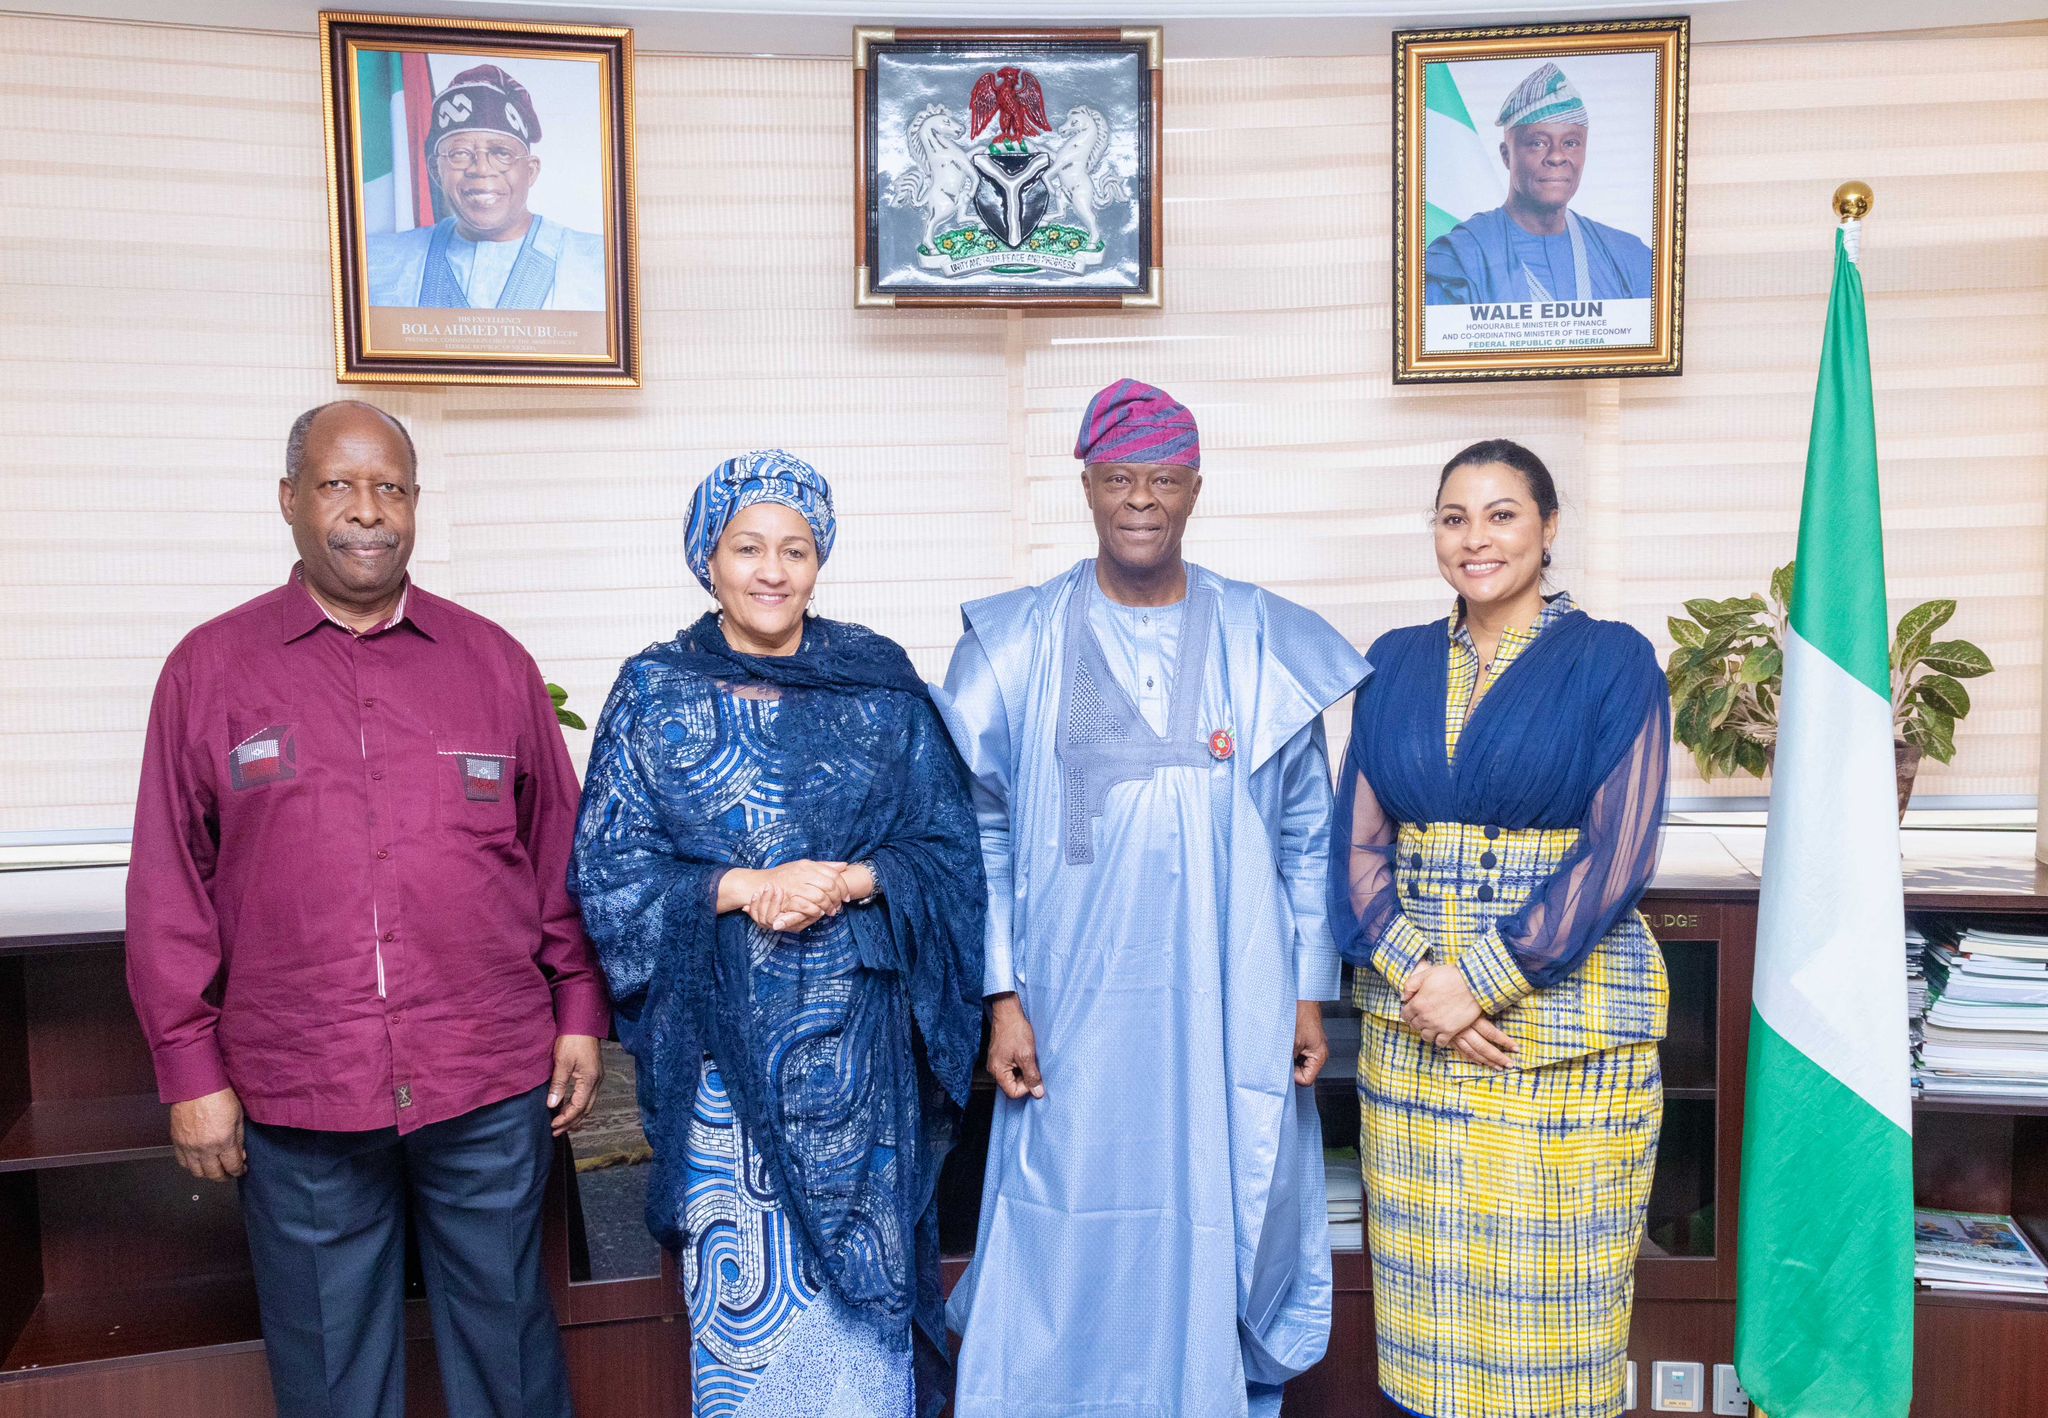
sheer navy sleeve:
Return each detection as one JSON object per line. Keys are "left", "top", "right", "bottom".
{"left": 1457, "top": 684, "right": 1671, "bottom": 1012}
{"left": 1329, "top": 730, "right": 1433, "bottom": 991}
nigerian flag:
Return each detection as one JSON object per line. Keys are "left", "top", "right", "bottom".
{"left": 1734, "top": 225, "right": 1914, "bottom": 1417}
{"left": 1423, "top": 64, "right": 1503, "bottom": 246}
{"left": 354, "top": 49, "right": 434, "bottom": 236}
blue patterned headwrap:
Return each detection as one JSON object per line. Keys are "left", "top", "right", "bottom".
{"left": 684, "top": 450, "right": 838, "bottom": 592}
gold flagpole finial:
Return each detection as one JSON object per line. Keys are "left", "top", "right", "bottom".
{"left": 1833, "top": 181, "right": 1874, "bottom": 222}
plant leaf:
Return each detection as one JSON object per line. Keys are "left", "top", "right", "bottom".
{"left": 1736, "top": 737, "right": 1771, "bottom": 778}
{"left": 1920, "top": 639, "right": 1994, "bottom": 679}
{"left": 1704, "top": 681, "right": 1739, "bottom": 730}
{"left": 1674, "top": 696, "right": 1708, "bottom": 750}
{"left": 1769, "top": 561, "right": 1796, "bottom": 610}
{"left": 1668, "top": 616, "right": 1706, "bottom": 650}
{"left": 1891, "top": 600, "right": 1955, "bottom": 665}
{"left": 1718, "top": 595, "right": 1768, "bottom": 617}
{"left": 555, "top": 707, "right": 588, "bottom": 731}
{"left": 546, "top": 681, "right": 570, "bottom": 705}
{"left": 1684, "top": 598, "right": 1739, "bottom": 626}
{"left": 1738, "top": 643, "right": 1783, "bottom": 685}
{"left": 1915, "top": 673, "right": 1972, "bottom": 719}
{"left": 1905, "top": 708, "right": 1956, "bottom": 764}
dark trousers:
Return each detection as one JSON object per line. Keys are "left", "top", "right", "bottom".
{"left": 239, "top": 1084, "right": 572, "bottom": 1418}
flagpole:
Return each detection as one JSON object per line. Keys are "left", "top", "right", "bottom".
{"left": 1834, "top": 179, "right": 1874, "bottom": 262}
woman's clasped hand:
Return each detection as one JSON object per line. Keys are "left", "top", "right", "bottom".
{"left": 1399, "top": 962, "right": 1519, "bottom": 1069}
{"left": 721, "top": 859, "right": 874, "bottom": 933}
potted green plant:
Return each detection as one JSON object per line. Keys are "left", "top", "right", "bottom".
{"left": 1665, "top": 561, "right": 1993, "bottom": 815}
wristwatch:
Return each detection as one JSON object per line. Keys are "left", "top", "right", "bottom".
{"left": 854, "top": 858, "right": 882, "bottom": 904}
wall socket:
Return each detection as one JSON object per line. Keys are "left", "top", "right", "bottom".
{"left": 1712, "top": 1363, "right": 1753, "bottom": 1416}
{"left": 1652, "top": 1360, "right": 1705, "bottom": 1411}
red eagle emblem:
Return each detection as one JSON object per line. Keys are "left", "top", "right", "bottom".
{"left": 969, "top": 66, "right": 1053, "bottom": 146}
{"left": 1209, "top": 729, "right": 1236, "bottom": 762}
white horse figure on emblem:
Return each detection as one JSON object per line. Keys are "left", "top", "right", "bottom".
{"left": 1042, "top": 106, "right": 1130, "bottom": 245}
{"left": 884, "top": 104, "right": 979, "bottom": 252}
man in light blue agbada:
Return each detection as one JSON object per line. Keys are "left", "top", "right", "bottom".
{"left": 937, "top": 379, "right": 1368, "bottom": 1418}
{"left": 367, "top": 64, "right": 606, "bottom": 312}
{"left": 1424, "top": 60, "right": 1653, "bottom": 306}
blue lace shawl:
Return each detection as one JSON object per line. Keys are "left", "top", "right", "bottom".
{"left": 568, "top": 614, "right": 985, "bottom": 1415}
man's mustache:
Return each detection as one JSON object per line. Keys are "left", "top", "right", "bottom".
{"left": 329, "top": 532, "right": 400, "bottom": 551}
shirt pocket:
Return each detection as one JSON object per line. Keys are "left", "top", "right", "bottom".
{"left": 226, "top": 706, "right": 303, "bottom": 794}
{"left": 433, "top": 729, "right": 518, "bottom": 841}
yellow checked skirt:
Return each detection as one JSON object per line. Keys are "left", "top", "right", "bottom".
{"left": 1359, "top": 1017, "right": 1661, "bottom": 1418}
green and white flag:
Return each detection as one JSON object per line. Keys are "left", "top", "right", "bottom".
{"left": 1422, "top": 63, "right": 1503, "bottom": 247}
{"left": 1734, "top": 224, "right": 1914, "bottom": 1417}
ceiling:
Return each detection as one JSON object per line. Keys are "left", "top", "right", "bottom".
{"left": 18, "top": 0, "right": 2043, "bottom": 55}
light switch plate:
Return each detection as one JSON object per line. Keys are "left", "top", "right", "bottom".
{"left": 1626, "top": 1360, "right": 1638, "bottom": 1410}
{"left": 1712, "top": 1363, "right": 1752, "bottom": 1415}
{"left": 1652, "top": 1360, "right": 1706, "bottom": 1412}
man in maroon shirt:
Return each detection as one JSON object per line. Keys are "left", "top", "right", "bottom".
{"left": 126, "top": 400, "right": 607, "bottom": 1418}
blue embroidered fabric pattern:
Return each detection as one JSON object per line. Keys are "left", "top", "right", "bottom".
{"left": 568, "top": 614, "right": 984, "bottom": 1418}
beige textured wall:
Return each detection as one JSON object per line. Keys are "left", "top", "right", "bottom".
{"left": 3, "top": 15, "right": 2045, "bottom": 832}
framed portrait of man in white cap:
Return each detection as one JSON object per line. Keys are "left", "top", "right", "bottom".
{"left": 1392, "top": 18, "right": 1688, "bottom": 382}
{"left": 320, "top": 12, "right": 640, "bottom": 386}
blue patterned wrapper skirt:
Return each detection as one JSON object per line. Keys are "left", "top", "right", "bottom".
{"left": 681, "top": 1061, "right": 915, "bottom": 1418}
{"left": 1357, "top": 1019, "right": 1661, "bottom": 1418}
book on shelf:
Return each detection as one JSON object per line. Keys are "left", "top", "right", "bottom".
{"left": 1913, "top": 1209, "right": 2048, "bottom": 1293}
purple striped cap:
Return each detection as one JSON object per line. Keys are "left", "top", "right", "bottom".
{"left": 1074, "top": 378, "right": 1201, "bottom": 471}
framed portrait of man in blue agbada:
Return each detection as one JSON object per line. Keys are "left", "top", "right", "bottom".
{"left": 319, "top": 12, "right": 640, "bottom": 386}
{"left": 855, "top": 26, "right": 1163, "bottom": 309}
{"left": 1393, "top": 18, "right": 1688, "bottom": 382}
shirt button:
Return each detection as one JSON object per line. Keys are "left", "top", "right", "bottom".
{"left": 1484, "top": 825, "right": 1500, "bottom": 840}
{"left": 382, "top": 930, "right": 396, "bottom": 943}
{"left": 1145, "top": 676, "right": 1155, "bottom": 689}
{"left": 362, "top": 697, "right": 376, "bottom": 708}
{"left": 371, "top": 771, "right": 384, "bottom": 781}
{"left": 1477, "top": 884, "right": 1495, "bottom": 903}
{"left": 1480, "top": 852, "right": 1498, "bottom": 870}
{"left": 1410, "top": 853, "right": 1423, "bottom": 870}
{"left": 376, "top": 848, "right": 390, "bottom": 860}
{"left": 1405, "top": 883, "right": 1419, "bottom": 898}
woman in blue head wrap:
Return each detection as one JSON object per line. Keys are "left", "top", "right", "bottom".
{"left": 570, "top": 451, "right": 985, "bottom": 1418}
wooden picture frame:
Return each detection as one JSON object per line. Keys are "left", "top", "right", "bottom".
{"left": 319, "top": 11, "right": 640, "bottom": 387}
{"left": 1393, "top": 17, "right": 1688, "bottom": 383}
{"left": 855, "top": 26, "right": 1163, "bottom": 309}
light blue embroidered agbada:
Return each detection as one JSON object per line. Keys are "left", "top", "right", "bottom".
{"left": 366, "top": 215, "right": 607, "bottom": 310}
{"left": 935, "top": 560, "right": 1368, "bottom": 1418}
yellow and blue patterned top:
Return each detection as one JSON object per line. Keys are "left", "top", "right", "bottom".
{"left": 1343, "top": 593, "right": 1670, "bottom": 1071}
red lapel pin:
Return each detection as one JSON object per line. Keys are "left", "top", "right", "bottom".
{"left": 1209, "top": 728, "right": 1235, "bottom": 761}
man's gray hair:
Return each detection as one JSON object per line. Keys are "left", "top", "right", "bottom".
{"left": 283, "top": 400, "right": 417, "bottom": 483}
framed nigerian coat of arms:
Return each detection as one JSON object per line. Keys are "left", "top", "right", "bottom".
{"left": 855, "top": 26, "right": 1163, "bottom": 308}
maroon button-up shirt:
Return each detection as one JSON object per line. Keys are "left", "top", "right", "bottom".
{"left": 127, "top": 568, "right": 609, "bottom": 1133}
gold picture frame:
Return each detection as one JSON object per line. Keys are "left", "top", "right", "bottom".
{"left": 319, "top": 11, "right": 641, "bottom": 387}
{"left": 1393, "top": 17, "right": 1688, "bottom": 383}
